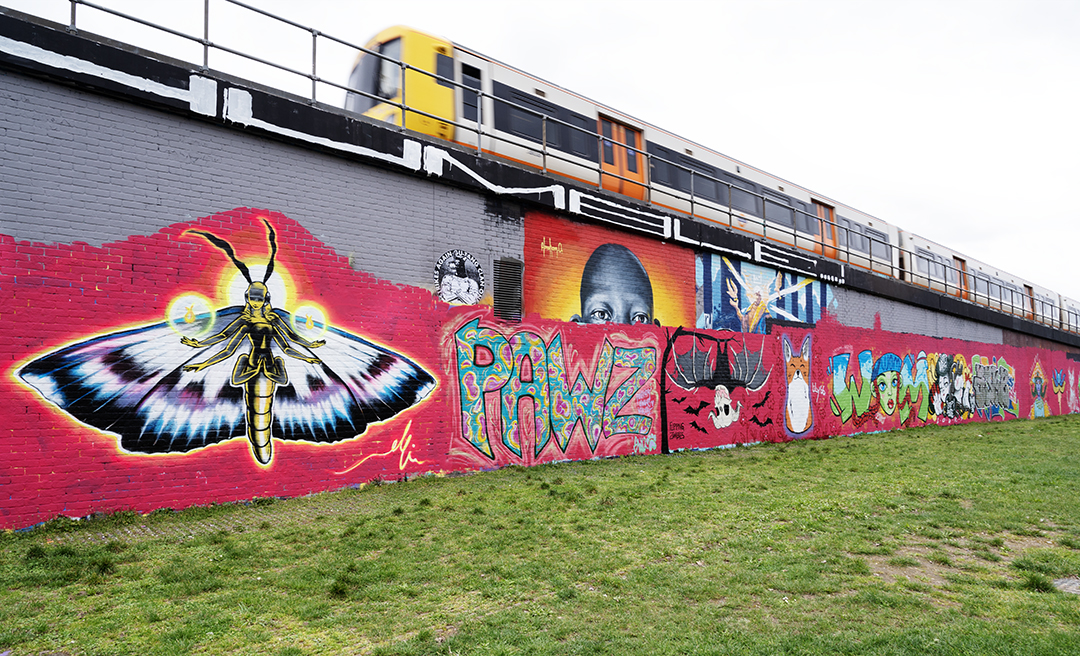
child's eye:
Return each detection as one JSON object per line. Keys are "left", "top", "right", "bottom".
{"left": 589, "top": 309, "right": 611, "bottom": 322}
{"left": 631, "top": 313, "right": 650, "bottom": 325}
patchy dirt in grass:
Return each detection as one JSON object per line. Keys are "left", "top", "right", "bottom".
{"left": 862, "top": 530, "right": 1080, "bottom": 598}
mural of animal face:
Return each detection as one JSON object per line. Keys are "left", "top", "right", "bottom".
{"left": 783, "top": 335, "right": 812, "bottom": 434}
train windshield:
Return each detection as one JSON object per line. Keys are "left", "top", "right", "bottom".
{"left": 345, "top": 38, "right": 402, "bottom": 114}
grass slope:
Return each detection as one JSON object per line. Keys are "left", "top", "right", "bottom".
{"left": 2, "top": 416, "right": 1080, "bottom": 655}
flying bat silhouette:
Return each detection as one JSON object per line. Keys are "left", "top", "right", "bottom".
{"left": 684, "top": 400, "right": 710, "bottom": 416}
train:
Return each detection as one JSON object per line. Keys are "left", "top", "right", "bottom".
{"left": 343, "top": 26, "right": 1080, "bottom": 334}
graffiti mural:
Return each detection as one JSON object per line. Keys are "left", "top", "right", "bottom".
{"left": 828, "top": 349, "right": 930, "bottom": 428}
{"left": 970, "top": 355, "right": 1020, "bottom": 420}
{"left": 928, "top": 353, "right": 974, "bottom": 420}
{"left": 17, "top": 218, "right": 436, "bottom": 466}
{"left": 523, "top": 211, "right": 695, "bottom": 327}
{"left": 697, "top": 254, "right": 833, "bottom": 332}
{"left": 662, "top": 328, "right": 775, "bottom": 449}
{"left": 450, "top": 316, "right": 661, "bottom": 465}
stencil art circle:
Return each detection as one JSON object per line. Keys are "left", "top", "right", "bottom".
{"left": 435, "top": 250, "right": 484, "bottom": 305}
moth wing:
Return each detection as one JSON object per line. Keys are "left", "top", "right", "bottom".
{"left": 19, "top": 309, "right": 248, "bottom": 454}
{"left": 271, "top": 317, "right": 435, "bottom": 443}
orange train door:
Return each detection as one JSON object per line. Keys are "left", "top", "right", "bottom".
{"left": 599, "top": 116, "right": 646, "bottom": 200}
{"left": 953, "top": 257, "right": 969, "bottom": 300}
{"left": 1024, "top": 284, "right": 1036, "bottom": 320}
{"left": 813, "top": 200, "right": 838, "bottom": 258}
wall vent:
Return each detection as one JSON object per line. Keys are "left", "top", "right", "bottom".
{"left": 493, "top": 258, "right": 524, "bottom": 322}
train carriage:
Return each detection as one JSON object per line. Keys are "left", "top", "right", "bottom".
{"left": 344, "top": 25, "right": 1070, "bottom": 335}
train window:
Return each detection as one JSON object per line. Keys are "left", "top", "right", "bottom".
{"left": 347, "top": 38, "right": 402, "bottom": 114}
{"left": 493, "top": 82, "right": 555, "bottom": 143}
{"left": 691, "top": 172, "right": 720, "bottom": 202}
{"left": 462, "top": 64, "right": 481, "bottom": 122}
{"left": 601, "top": 120, "right": 614, "bottom": 164}
{"left": 794, "top": 207, "right": 819, "bottom": 236}
{"left": 624, "top": 130, "right": 638, "bottom": 173}
{"left": 563, "top": 113, "right": 596, "bottom": 159}
{"left": 865, "top": 227, "right": 890, "bottom": 260}
{"left": 377, "top": 38, "right": 402, "bottom": 100}
{"left": 730, "top": 184, "right": 760, "bottom": 216}
{"left": 436, "top": 53, "right": 454, "bottom": 89}
{"left": 648, "top": 145, "right": 672, "bottom": 187}
{"left": 679, "top": 156, "right": 721, "bottom": 202}
{"left": 974, "top": 275, "right": 988, "bottom": 297}
{"left": 835, "top": 217, "right": 851, "bottom": 249}
{"left": 764, "top": 198, "right": 794, "bottom": 229}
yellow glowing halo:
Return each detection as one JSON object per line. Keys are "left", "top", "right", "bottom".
{"left": 225, "top": 265, "right": 291, "bottom": 309}
{"left": 166, "top": 294, "right": 216, "bottom": 338}
{"left": 291, "top": 304, "right": 329, "bottom": 340}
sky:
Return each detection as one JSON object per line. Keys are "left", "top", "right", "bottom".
{"left": 7, "top": 0, "right": 1080, "bottom": 300}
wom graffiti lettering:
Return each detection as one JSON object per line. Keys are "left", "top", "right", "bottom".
{"left": 454, "top": 319, "right": 657, "bottom": 460}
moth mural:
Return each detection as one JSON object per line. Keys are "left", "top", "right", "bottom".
{"left": 18, "top": 219, "right": 435, "bottom": 465}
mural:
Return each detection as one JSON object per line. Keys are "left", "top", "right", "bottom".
{"left": 435, "top": 249, "right": 484, "bottom": 305}
{"left": 448, "top": 316, "right": 661, "bottom": 466}
{"left": 697, "top": 253, "right": 833, "bottom": 332}
{"left": 970, "top": 355, "right": 1020, "bottom": 420}
{"left": 783, "top": 334, "right": 813, "bottom": 436}
{"left": 5, "top": 204, "right": 1080, "bottom": 532}
{"left": 662, "top": 328, "right": 775, "bottom": 449}
{"left": 523, "top": 211, "right": 695, "bottom": 327}
{"left": 17, "top": 218, "right": 436, "bottom": 466}
{"left": 827, "top": 346, "right": 1031, "bottom": 430}
{"left": 1029, "top": 358, "right": 1049, "bottom": 419}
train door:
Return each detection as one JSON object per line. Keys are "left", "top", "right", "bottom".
{"left": 599, "top": 116, "right": 646, "bottom": 200}
{"left": 1024, "top": 284, "right": 1035, "bottom": 320}
{"left": 813, "top": 201, "right": 838, "bottom": 258}
{"left": 953, "top": 257, "right": 969, "bottom": 299}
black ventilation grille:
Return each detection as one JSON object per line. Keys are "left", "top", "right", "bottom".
{"left": 493, "top": 258, "right": 523, "bottom": 322}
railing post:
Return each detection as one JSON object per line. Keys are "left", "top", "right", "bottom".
{"left": 476, "top": 89, "right": 483, "bottom": 153}
{"left": 311, "top": 29, "right": 318, "bottom": 104}
{"left": 398, "top": 59, "right": 406, "bottom": 131}
{"left": 68, "top": 0, "right": 77, "bottom": 32}
{"left": 689, "top": 170, "right": 695, "bottom": 219}
{"left": 644, "top": 152, "right": 651, "bottom": 204}
{"left": 541, "top": 116, "right": 547, "bottom": 173}
{"left": 202, "top": 0, "right": 209, "bottom": 72}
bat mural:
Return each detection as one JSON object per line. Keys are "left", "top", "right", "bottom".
{"left": 18, "top": 219, "right": 435, "bottom": 466}
{"left": 664, "top": 327, "right": 772, "bottom": 444}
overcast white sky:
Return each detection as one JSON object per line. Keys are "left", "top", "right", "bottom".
{"left": 8, "top": 0, "right": 1080, "bottom": 300}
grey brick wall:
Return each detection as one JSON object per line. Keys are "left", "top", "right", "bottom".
{"left": 0, "top": 69, "right": 523, "bottom": 291}
{"left": 830, "top": 286, "right": 1004, "bottom": 344}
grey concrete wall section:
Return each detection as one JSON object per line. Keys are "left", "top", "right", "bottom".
{"left": 831, "top": 286, "right": 1004, "bottom": 344}
{"left": 0, "top": 70, "right": 524, "bottom": 289}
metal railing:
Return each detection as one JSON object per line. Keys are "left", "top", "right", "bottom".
{"left": 9, "top": 0, "right": 1077, "bottom": 335}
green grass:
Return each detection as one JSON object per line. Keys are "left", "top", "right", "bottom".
{"left": 3, "top": 415, "right": 1080, "bottom": 654}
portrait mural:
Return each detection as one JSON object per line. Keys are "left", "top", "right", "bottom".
{"left": 523, "top": 210, "right": 695, "bottom": 327}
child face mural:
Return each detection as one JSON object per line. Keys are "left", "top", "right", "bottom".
{"left": 572, "top": 244, "right": 657, "bottom": 326}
